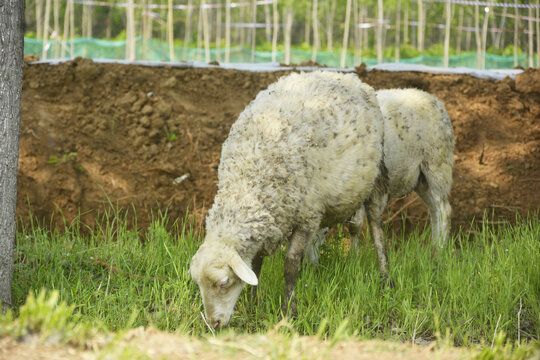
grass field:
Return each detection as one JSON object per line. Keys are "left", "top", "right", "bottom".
{"left": 5, "top": 209, "right": 539, "bottom": 356}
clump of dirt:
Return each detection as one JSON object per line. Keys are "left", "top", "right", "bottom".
{"left": 18, "top": 60, "right": 540, "bottom": 233}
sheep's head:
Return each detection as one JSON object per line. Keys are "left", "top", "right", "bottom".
{"left": 190, "top": 241, "right": 258, "bottom": 328}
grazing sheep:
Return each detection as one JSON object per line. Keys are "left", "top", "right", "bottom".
{"left": 190, "top": 71, "right": 387, "bottom": 328}
{"left": 305, "top": 88, "right": 455, "bottom": 265}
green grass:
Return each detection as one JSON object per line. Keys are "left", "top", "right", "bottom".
{"left": 10, "top": 210, "right": 540, "bottom": 348}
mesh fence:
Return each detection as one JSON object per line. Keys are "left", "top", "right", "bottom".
{"left": 25, "top": 37, "right": 537, "bottom": 69}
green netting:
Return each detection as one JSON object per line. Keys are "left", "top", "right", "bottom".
{"left": 25, "top": 37, "right": 537, "bottom": 69}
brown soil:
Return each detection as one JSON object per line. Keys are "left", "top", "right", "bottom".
{"left": 18, "top": 58, "right": 540, "bottom": 233}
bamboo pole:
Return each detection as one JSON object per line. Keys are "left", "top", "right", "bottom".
{"left": 82, "top": 4, "right": 87, "bottom": 38}
{"left": 514, "top": 0, "right": 519, "bottom": 67}
{"left": 202, "top": 0, "right": 211, "bottom": 62}
{"left": 216, "top": 3, "right": 222, "bottom": 62}
{"left": 284, "top": 6, "right": 293, "bottom": 64}
{"left": 312, "top": 0, "right": 319, "bottom": 62}
{"left": 36, "top": 0, "right": 43, "bottom": 41}
{"left": 62, "top": 0, "right": 70, "bottom": 57}
{"left": 168, "top": 0, "right": 174, "bottom": 62}
{"left": 225, "top": 0, "right": 231, "bottom": 62}
{"left": 528, "top": 6, "right": 533, "bottom": 67}
{"left": 358, "top": 5, "right": 366, "bottom": 62}
{"left": 395, "top": 0, "right": 401, "bottom": 63}
{"left": 271, "top": 0, "right": 279, "bottom": 62}
{"left": 142, "top": 0, "right": 149, "bottom": 60}
{"left": 251, "top": 0, "right": 257, "bottom": 63}
{"left": 341, "top": 0, "right": 352, "bottom": 67}
{"left": 184, "top": 0, "right": 193, "bottom": 60}
{"left": 376, "top": 0, "right": 383, "bottom": 63}
{"left": 443, "top": 0, "right": 451, "bottom": 67}
{"left": 42, "top": 0, "right": 51, "bottom": 59}
{"left": 87, "top": 4, "right": 93, "bottom": 38}
{"left": 465, "top": 14, "right": 471, "bottom": 51}
{"left": 239, "top": 5, "right": 246, "bottom": 46}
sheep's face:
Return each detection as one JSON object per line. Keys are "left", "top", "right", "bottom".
{"left": 190, "top": 242, "right": 258, "bottom": 328}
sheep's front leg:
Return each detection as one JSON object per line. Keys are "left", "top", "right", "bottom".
{"left": 249, "top": 252, "right": 264, "bottom": 306}
{"left": 283, "top": 227, "right": 314, "bottom": 318}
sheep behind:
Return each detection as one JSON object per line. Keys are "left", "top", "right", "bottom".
{"left": 305, "top": 88, "right": 455, "bottom": 264}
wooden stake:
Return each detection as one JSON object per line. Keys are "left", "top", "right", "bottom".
{"left": 312, "top": 0, "right": 319, "bottom": 62}
{"left": 168, "top": 0, "right": 174, "bottom": 62}
{"left": 126, "top": 0, "right": 136, "bottom": 61}
{"left": 404, "top": 5, "right": 408, "bottom": 45}
{"left": 474, "top": 5, "right": 481, "bottom": 68}
{"left": 271, "top": 0, "right": 279, "bottom": 62}
{"left": 495, "top": 7, "right": 507, "bottom": 50}
{"left": 196, "top": 1, "right": 203, "bottom": 61}
{"left": 341, "top": 0, "right": 352, "bottom": 67}
{"left": 305, "top": 1, "right": 311, "bottom": 46}
{"left": 264, "top": 3, "right": 271, "bottom": 42}
{"left": 70, "top": 0, "right": 74, "bottom": 56}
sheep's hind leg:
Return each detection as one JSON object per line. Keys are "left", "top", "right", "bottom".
{"left": 283, "top": 225, "right": 317, "bottom": 318}
{"left": 415, "top": 173, "right": 452, "bottom": 249}
{"left": 365, "top": 192, "right": 391, "bottom": 285}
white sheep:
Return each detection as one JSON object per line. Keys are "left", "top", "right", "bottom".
{"left": 305, "top": 88, "right": 455, "bottom": 265}
{"left": 190, "top": 71, "right": 387, "bottom": 327}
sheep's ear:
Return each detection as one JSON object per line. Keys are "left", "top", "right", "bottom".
{"left": 229, "top": 252, "right": 258, "bottom": 286}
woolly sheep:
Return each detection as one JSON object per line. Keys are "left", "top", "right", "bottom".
{"left": 305, "top": 88, "right": 455, "bottom": 265}
{"left": 190, "top": 71, "right": 387, "bottom": 328}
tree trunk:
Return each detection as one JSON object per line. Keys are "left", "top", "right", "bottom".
{"left": 341, "top": 0, "right": 352, "bottom": 67}
{"left": 305, "top": 1, "right": 311, "bottom": 46}
{"left": 403, "top": 5, "right": 408, "bottom": 45}
{"left": 495, "top": 7, "right": 507, "bottom": 50}
{"left": 0, "top": 0, "right": 24, "bottom": 313}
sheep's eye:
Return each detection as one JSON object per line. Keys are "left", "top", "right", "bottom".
{"left": 217, "top": 277, "right": 229, "bottom": 288}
